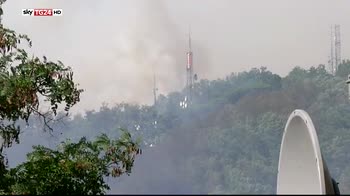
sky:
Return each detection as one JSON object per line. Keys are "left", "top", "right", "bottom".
{"left": 2, "top": 0, "right": 350, "bottom": 114}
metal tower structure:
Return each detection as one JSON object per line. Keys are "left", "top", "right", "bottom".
{"left": 152, "top": 65, "right": 159, "bottom": 128}
{"left": 329, "top": 26, "right": 335, "bottom": 74}
{"left": 186, "top": 27, "right": 194, "bottom": 103}
{"left": 152, "top": 65, "right": 158, "bottom": 106}
{"left": 329, "top": 25, "right": 342, "bottom": 75}
{"left": 334, "top": 25, "right": 341, "bottom": 70}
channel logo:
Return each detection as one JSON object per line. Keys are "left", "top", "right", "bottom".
{"left": 22, "top": 9, "right": 63, "bottom": 16}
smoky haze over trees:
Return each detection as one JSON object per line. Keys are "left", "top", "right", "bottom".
{"left": 6, "top": 61, "right": 350, "bottom": 194}
{"left": 3, "top": 0, "right": 350, "bottom": 113}
{"left": 1, "top": 0, "right": 350, "bottom": 194}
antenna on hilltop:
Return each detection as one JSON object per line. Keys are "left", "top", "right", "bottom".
{"left": 152, "top": 64, "right": 159, "bottom": 128}
{"left": 186, "top": 25, "right": 194, "bottom": 103}
{"left": 181, "top": 25, "right": 198, "bottom": 109}
{"left": 329, "top": 25, "right": 342, "bottom": 75}
{"left": 152, "top": 64, "right": 158, "bottom": 106}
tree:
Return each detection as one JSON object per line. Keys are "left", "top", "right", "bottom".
{"left": 2, "top": 129, "right": 141, "bottom": 195}
{"left": 0, "top": 0, "right": 82, "bottom": 157}
{"left": 336, "top": 60, "right": 350, "bottom": 78}
{"left": 0, "top": 1, "right": 83, "bottom": 192}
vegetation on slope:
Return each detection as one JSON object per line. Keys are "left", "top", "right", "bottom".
{"left": 20, "top": 62, "right": 350, "bottom": 194}
{"left": 1, "top": 0, "right": 350, "bottom": 194}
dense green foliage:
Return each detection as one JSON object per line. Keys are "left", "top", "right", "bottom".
{"left": 0, "top": 0, "right": 82, "bottom": 167}
{"left": 0, "top": 24, "right": 82, "bottom": 145}
{"left": 2, "top": 130, "right": 140, "bottom": 195}
{"left": 27, "top": 62, "right": 350, "bottom": 194}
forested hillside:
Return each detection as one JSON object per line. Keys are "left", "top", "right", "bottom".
{"left": 7, "top": 60, "right": 350, "bottom": 194}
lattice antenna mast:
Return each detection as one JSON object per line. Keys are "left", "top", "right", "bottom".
{"left": 186, "top": 26, "right": 194, "bottom": 103}
{"left": 152, "top": 65, "right": 158, "bottom": 106}
{"left": 329, "top": 24, "right": 342, "bottom": 75}
{"left": 334, "top": 25, "right": 341, "bottom": 71}
{"left": 329, "top": 25, "right": 335, "bottom": 75}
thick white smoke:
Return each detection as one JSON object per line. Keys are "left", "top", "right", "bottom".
{"left": 2, "top": 0, "right": 350, "bottom": 114}
{"left": 3, "top": 0, "right": 212, "bottom": 114}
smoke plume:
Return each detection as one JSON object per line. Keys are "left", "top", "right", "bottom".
{"left": 3, "top": 0, "right": 211, "bottom": 114}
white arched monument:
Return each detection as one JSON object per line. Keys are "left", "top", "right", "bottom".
{"left": 277, "top": 110, "right": 339, "bottom": 194}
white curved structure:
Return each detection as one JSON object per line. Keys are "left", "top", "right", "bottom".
{"left": 277, "top": 110, "right": 337, "bottom": 194}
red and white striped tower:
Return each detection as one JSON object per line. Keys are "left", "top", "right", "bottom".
{"left": 186, "top": 27, "right": 194, "bottom": 102}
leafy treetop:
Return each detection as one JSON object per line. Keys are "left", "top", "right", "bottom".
{"left": 0, "top": 1, "right": 83, "bottom": 150}
{"left": 2, "top": 129, "right": 141, "bottom": 195}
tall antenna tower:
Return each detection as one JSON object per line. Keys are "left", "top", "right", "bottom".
{"left": 335, "top": 25, "right": 341, "bottom": 69}
{"left": 329, "top": 25, "right": 335, "bottom": 74}
{"left": 152, "top": 64, "right": 159, "bottom": 128}
{"left": 186, "top": 26, "right": 194, "bottom": 103}
{"left": 152, "top": 65, "right": 158, "bottom": 106}
{"left": 329, "top": 25, "right": 342, "bottom": 75}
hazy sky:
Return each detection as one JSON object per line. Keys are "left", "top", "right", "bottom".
{"left": 3, "top": 0, "right": 350, "bottom": 113}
